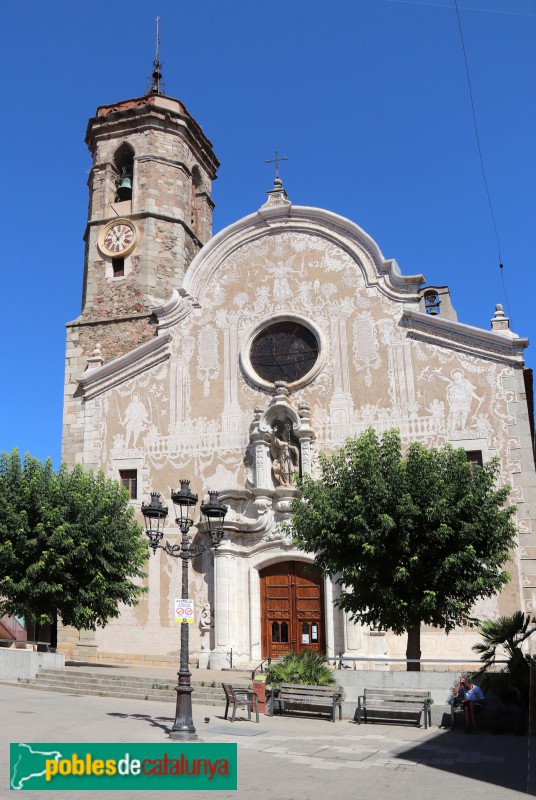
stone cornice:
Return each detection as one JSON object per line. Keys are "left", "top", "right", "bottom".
{"left": 77, "top": 331, "right": 172, "bottom": 400}
{"left": 403, "top": 308, "right": 528, "bottom": 365}
{"left": 66, "top": 310, "right": 154, "bottom": 328}
{"left": 85, "top": 95, "right": 219, "bottom": 176}
{"left": 84, "top": 211, "right": 203, "bottom": 249}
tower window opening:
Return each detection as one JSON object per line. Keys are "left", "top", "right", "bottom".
{"left": 191, "top": 165, "right": 202, "bottom": 227}
{"left": 112, "top": 257, "right": 125, "bottom": 277}
{"left": 114, "top": 143, "right": 135, "bottom": 203}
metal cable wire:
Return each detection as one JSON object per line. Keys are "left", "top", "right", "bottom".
{"left": 453, "top": 0, "right": 512, "bottom": 319}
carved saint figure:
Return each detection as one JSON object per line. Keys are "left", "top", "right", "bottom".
{"left": 437, "top": 370, "right": 482, "bottom": 432}
{"left": 123, "top": 393, "right": 149, "bottom": 449}
{"left": 271, "top": 423, "right": 300, "bottom": 486}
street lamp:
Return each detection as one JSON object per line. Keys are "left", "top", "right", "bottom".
{"left": 142, "top": 480, "right": 228, "bottom": 740}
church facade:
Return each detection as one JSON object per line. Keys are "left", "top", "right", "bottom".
{"left": 60, "top": 87, "right": 536, "bottom": 668}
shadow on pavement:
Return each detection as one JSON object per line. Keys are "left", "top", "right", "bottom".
{"left": 394, "top": 726, "right": 535, "bottom": 795}
{"left": 106, "top": 711, "right": 233, "bottom": 734}
{"left": 107, "top": 712, "right": 173, "bottom": 734}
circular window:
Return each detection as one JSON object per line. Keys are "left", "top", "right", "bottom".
{"left": 241, "top": 314, "right": 326, "bottom": 391}
{"left": 248, "top": 319, "right": 321, "bottom": 386}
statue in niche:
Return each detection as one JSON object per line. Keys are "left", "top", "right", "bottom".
{"left": 271, "top": 422, "right": 300, "bottom": 486}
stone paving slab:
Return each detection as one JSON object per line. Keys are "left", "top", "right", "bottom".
{"left": 2, "top": 683, "right": 533, "bottom": 799}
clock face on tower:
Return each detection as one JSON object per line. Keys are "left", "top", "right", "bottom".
{"left": 97, "top": 219, "right": 138, "bottom": 258}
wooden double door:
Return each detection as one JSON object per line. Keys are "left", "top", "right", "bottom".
{"left": 260, "top": 561, "right": 325, "bottom": 658}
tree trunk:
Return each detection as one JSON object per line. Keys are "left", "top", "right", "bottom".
{"left": 406, "top": 626, "right": 421, "bottom": 672}
{"left": 51, "top": 612, "right": 58, "bottom": 650}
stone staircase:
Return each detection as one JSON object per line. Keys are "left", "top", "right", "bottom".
{"left": 15, "top": 668, "right": 252, "bottom": 707}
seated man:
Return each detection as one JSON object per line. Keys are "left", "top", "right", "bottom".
{"left": 452, "top": 673, "right": 470, "bottom": 708}
{"left": 460, "top": 677, "right": 485, "bottom": 733}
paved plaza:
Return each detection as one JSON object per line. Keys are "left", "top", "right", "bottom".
{"left": 2, "top": 682, "right": 533, "bottom": 799}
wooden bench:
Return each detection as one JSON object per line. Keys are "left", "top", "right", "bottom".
{"left": 354, "top": 688, "right": 432, "bottom": 728}
{"left": 271, "top": 683, "right": 343, "bottom": 722}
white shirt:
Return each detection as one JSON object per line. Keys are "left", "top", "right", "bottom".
{"left": 465, "top": 685, "right": 484, "bottom": 702}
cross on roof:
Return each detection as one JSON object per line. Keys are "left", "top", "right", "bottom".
{"left": 265, "top": 150, "right": 288, "bottom": 181}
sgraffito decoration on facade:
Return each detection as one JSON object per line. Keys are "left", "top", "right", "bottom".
{"left": 69, "top": 203, "right": 532, "bottom": 667}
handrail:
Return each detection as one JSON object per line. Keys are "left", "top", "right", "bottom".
{"left": 251, "top": 657, "right": 272, "bottom": 681}
{"left": 333, "top": 654, "right": 509, "bottom": 669}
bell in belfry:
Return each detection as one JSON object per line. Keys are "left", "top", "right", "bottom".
{"left": 116, "top": 166, "right": 133, "bottom": 201}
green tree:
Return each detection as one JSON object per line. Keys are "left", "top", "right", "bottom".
{"left": 0, "top": 449, "right": 148, "bottom": 648}
{"left": 291, "top": 429, "right": 517, "bottom": 670}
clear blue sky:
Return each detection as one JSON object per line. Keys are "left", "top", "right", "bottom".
{"left": 1, "top": 0, "right": 534, "bottom": 465}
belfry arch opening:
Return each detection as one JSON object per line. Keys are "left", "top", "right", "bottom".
{"left": 113, "top": 142, "right": 134, "bottom": 203}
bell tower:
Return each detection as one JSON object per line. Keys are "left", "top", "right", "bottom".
{"left": 81, "top": 91, "right": 218, "bottom": 318}
{"left": 62, "top": 72, "right": 219, "bottom": 465}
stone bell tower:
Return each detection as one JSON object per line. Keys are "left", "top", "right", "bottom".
{"left": 62, "top": 67, "right": 219, "bottom": 465}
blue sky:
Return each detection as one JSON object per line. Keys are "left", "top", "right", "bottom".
{"left": 1, "top": 0, "right": 534, "bottom": 465}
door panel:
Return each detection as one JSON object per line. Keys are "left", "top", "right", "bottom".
{"left": 260, "top": 561, "right": 325, "bottom": 658}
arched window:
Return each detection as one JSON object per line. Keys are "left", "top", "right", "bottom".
{"left": 114, "top": 143, "right": 135, "bottom": 203}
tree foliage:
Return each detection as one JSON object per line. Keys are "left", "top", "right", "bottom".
{"left": 0, "top": 449, "right": 148, "bottom": 639}
{"left": 473, "top": 611, "right": 536, "bottom": 667}
{"left": 291, "top": 429, "right": 517, "bottom": 668}
{"left": 472, "top": 611, "right": 535, "bottom": 698}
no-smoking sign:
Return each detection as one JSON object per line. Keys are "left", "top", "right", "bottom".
{"left": 175, "top": 598, "right": 194, "bottom": 624}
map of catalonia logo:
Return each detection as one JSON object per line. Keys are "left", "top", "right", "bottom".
{"left": 10, "top": 742, "right": 237, "bottom": 790}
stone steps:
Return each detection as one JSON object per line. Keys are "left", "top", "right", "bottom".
{"left": 13, "top": 668, "right": 252, "bottom": 707}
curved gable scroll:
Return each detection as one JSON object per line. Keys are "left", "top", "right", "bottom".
{"left": 180, "top": 204, "right": 425, "bottom": 309}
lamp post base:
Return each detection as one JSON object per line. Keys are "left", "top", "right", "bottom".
{"left": 169, "top": 730, "right": 199, "bottom": 741}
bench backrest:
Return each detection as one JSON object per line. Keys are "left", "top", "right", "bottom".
{"left": 364, "top": 688, "right": 431, "bottom": 701}
{"left": 222, "top": 683, "right": 236, "bottom": 701}
{"left": 279, "top": 684, "right": 341, "bottom": 700}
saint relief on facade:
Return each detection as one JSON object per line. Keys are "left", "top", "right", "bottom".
{"left": 442, "top": 369, "right": 483, "bottom": 433}
{"left": 122, "top": 392, "right": 150, "bottom": 450}
{"left": 270, "top": 422, "right": 300, "bottom": 486}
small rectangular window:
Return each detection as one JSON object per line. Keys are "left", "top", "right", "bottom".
{"left": 120, "top": 469, "right": 137, "bottom": 500}
{"left": 112, "top": 257, "right": 125, "bottom": 277}
{"left": 465, "top": 451, "right": 483, "bottom": 470}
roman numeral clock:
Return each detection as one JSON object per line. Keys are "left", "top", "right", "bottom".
{"left": 97, "top": 219, "right": 138, "bottom": 258}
